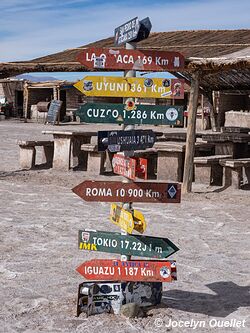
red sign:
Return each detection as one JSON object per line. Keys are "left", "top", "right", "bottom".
{"left": 77, "top": 47, "right": 185, "bottom": 72}
{"left": 76, "top": 259, "right": 177, "bottom": 282}
{"left": 72, "top": 181, "right": 181, "bottom": 203}
{"left": 112, "top": 154, "right": 147, "bottom": 180}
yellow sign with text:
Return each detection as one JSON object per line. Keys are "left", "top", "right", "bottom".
{"left": 110, "top": 204, "right": 146, "bottom": 234}
{"left": 74, "top": 76, "right": 184, "bottom": 99}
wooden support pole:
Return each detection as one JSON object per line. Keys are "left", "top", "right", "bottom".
{"left": 182, "top": 71, "right": 200, "bottom": 193}
{"left": 23, "top": 82, "right": 29, "bottom": 122}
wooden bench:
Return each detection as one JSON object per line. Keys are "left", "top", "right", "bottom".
{"left": 80, "top": 143, "right": 113, "bottom": 174}
{"left": 219, "top": 158, "right": 250, "bottom": 189}
{"left": 194, "top": 155, "right": 232, "bottom": 186}
{"left": 17, "top": 140, "right": 54, "bottom": 170}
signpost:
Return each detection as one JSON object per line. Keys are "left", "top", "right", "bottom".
{"left": 76, "top": 103, "right": 184, "bottom": 126}
{"left": 76, "top": 259, "right": 177, "bottom": 282}
{"left": 73, "top": 76, "right": 185, "bottom": 99}
{"left": 78, "top": 229, "right": 179, "bottom": 258}
{"left": 112, "top": 154, "right": 147, "bottom": 180}
{"left": 110, "top": 203, "right": 146, "bottom": 234}
{"left": 77, "top": 47, "right": 185, "bottom": 71}
{"left": 72, "top": 180, "right": 181, "bottom": 203}
{"left": 97, "top": 129, "right": 156, "bottom": 152}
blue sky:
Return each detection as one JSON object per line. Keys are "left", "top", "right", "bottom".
{"left": 0, "top": 0, "right": 249, "bottom": 81}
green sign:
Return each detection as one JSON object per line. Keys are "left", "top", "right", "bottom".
{"left": 76, "top": 102, "right": 183, "bottom": 125}
{"left": 78, "top": 229, "right": 179, "bottom": 259}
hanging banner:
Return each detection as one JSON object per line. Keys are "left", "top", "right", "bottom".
{"left": 74, "top": 76, "right": 184, "bottom": 99}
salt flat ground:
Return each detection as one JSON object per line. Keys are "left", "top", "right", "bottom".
{"left": 0, "top": 120, "right": 249, "bottom": 333}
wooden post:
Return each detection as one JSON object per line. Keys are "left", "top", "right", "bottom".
{"left": 201, "top": 94, "right": 205, "bottom": 130}
{"left": 182, "top": 71, "right": 200, "bottom": 193}
{"left": 121, "top": 41, "right": 136, "bottom": 262}
{"left": 23, "top": 82, "right": 29, "bottom": 122}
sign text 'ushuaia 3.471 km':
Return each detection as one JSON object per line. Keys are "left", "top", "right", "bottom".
{"left": 72, "top": 16, "right": 184, "bottom": 317}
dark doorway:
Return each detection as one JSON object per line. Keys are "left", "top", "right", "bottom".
{"left": 16, "top": 90, "right": 24, "bottom": 117}
{"left": 59, "top": 90, "right": 66, "bottom": 121}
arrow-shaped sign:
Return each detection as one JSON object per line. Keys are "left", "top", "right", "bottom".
{"left": 72, "top": 180, "right": 181, "bottom": 203}
{"left": 79, "top": 229, "right": 179, "bottom": 259}
{"left": 112, "top": 154, "right": 147, "bottom": 180}
{"left": 76, "top": 259, "right": 177, "bottom": 282}
{"left": 77, "top": 48, "right": 185, "bottom": 71}
{"left": 98, "top": 129, "right": 156, "bottom": 152}
{"left": 73, "top": 76, "right": 184, "bottom": 99}
{"left": 76, "top": 103, "right": 184, "bottom": 126}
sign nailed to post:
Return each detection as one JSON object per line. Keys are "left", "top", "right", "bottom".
{"left": 72, "top": 180, "right": 181, "bottom": 203}
{"left": 78, "top": 229, "right": 179, "bottom": 259}
{"left": 114, "top": 17, "right": 152, "bottom": 46}
{"left": 112, "top": 154, "right": 147, "bottom": 180}
{"left": 110, "top": 203, "right": 146, "bottom": 234}
{"left": 77, "top": 48, "right": 185, "bottom": 71}
{"left": 97, "top": 129, "right": 156, "bottom": 152}
{"left": 76, "top": 103, "right": 183, "bottom": 126}
{"left": 73, "top": 76, "right": 184, "bottom": 99}
{"left": 76, "top": 259, "right": 177, "bottom": 282}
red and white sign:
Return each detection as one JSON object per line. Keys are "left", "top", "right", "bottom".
{"left": 112, "top": 154, "right": 147, "bottom": 180}
{"left": 77, "top": 47, "right": 185, "bottom": 72}
{"left": 76, "top": 259, "right": 177, "bottom": 282}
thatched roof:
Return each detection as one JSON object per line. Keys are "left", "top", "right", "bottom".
{"left": 1, "top": 29, "right": 250, "bottom": 90}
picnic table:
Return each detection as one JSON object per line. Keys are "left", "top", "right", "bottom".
{"left": 42, "top": 130, "right": 97, "bottom": 170}
{"left": 201, "top": 132, "right": 250, "bottom": 158}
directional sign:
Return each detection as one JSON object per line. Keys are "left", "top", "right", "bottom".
{"left": 98, "top": 129, "right": 156, "bottom": 152}
{"left": 110, "top": 204, "right": 146, "bottom": 234}
{"left": 73, "top": 76, "right": 184, "bottom": 99}
{"left": 77, "top": 48, "right": 185, "bottom": 71}
{"left": 76, "top": 259, "right": 177, "bottom": 282}
{"left": 78, "top": 229, "right": 179, "bottom": 258}
{"left": 72, "top": 180, "right": 181, "bottom": 203}
{"left": 114, "top": 17, "right": 140, "bottom": 46}
{"left": 76, "top": 103, "right": 184, "bottom": 126}
{"left": 112, "top": 154, "right": 147, "bottom": 180}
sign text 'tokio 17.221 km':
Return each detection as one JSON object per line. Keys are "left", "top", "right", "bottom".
{"left": 74, "top": 76, "right": 184, "bottom": 99}
{"left": 79, "top": 229, "right": 179, "bottom": 259}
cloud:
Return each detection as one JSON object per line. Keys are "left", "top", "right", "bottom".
{"left": 0, "top": 0, "right": 249, "bottom": 62}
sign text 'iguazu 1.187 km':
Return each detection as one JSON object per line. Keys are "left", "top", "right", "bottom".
{"left": 76, "top": 259, "right": 177, "bottom": 282}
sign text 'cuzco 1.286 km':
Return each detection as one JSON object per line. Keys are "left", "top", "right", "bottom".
{"left": 76, "top": 103, "right": 184, "bottom": 126}
{"left": 76, "top": 47, "right": 185, "bottom": 71}
{"left": 79, "top": 229, "right": 179, "bottom": 259}
{"left": 72, "top": 180, "right": 181, "bottom": 203}
{"left": 97, "top": 129, "right": 156, "bottom": 152}
{"left": 74, "top": 76, "right": 184, "bottom": 99}
{"left": 76, "top": 259, "right": 176, "bottom": 282}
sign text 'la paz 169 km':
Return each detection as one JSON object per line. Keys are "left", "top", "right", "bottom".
{"left": 76, "top": 102, "right": 183, "bottom": 126}
{"left": 77, "top": 47, "right": 185, "bottom": 71}
{"left": 74, "top": 76, "right": 184, "bottom": 99}
{"left": 72, "top": 180, "right": 181, "bottom": 203}
{"left": 79, "top": 229, "right": 179, "bottom": 259}
{"left": 76, "top": 259, "right": 176, "bottom": 282}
